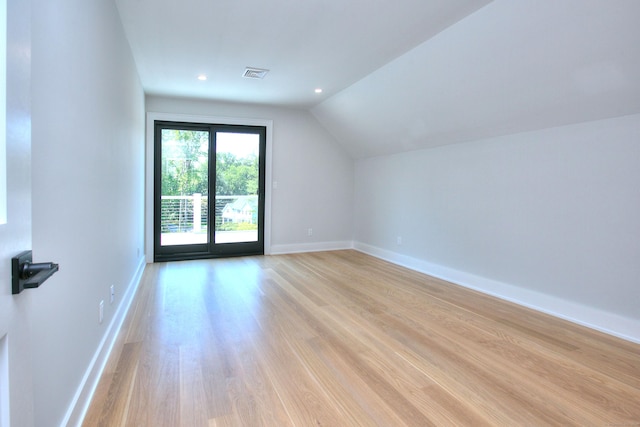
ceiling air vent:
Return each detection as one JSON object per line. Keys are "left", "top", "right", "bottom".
{"left": 243, "top": 67, "right": 269, "bottom": 79}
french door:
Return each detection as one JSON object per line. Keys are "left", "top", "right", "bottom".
{"left": 154, "top": 121, "right": 266, "bottom": 261}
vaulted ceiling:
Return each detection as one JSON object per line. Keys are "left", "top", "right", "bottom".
{"left": 116, "top": 0, "right": 640, "bottom": 158}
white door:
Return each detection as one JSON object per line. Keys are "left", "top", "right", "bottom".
{"left": 0, "top": 0, "right": 35, "bottom": 425}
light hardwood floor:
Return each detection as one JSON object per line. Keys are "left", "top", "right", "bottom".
{"left": 83, "top": 250, "right": 640, "bottom": 426}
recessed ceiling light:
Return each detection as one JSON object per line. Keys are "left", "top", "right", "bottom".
{"left": 197, "top": 74, "right": 207, "bottom": 81}
{"left": 315, "top": 88, "right": 323, "bottom": 94}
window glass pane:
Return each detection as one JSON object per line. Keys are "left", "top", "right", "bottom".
{"left": 160, "top": 129, "right": 209, "bottom": 246}
{"left": 215, "top": 132, "right": 259, "bottom": 244}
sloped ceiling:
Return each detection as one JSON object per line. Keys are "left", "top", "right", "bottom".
{"left": 311, "top": 0, "right": 640, "bottom": 158}
{"left": 117, "top": 0, "right": 640, "bottom": 159}
{"left": 115, "top": 0, "right": 491, "bottom": 108}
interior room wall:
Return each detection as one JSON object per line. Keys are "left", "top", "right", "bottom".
{"left": 146, "top": 96, "right": 355, "bottom": 254}
{"left": 30, "top": 0, "right": 145, "bottom": 425}
{"left": 354, "top": 114, "right": 640, "bottom": 342}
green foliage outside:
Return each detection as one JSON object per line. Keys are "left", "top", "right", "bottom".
{"left": 161, "top": 129, "right": 208, "bottom": 196}
{"left": 215, "top": 152, "right": 258, "bottom": 196}
{"left": 216, "top": 222, "right": 258, "bottom": 232}
{"left": 161, "top": 129, "right": 258, "bottom": 197}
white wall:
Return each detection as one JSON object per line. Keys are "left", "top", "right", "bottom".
{"left": 354, "top": 114, "right": 640, "bottom": 342}
{"left": 30, "top": 0, "right": 145, "bottom": 425}
{"left": 146, "top": 96, "right": 354, "bottom": 254}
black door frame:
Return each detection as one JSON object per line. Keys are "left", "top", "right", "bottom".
{"left": 153, "top": 120, "right": 266, "bottom": 262}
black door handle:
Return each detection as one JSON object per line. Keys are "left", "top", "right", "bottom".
{"left": 11, "top": 251, "right": 59, "bottom": 294}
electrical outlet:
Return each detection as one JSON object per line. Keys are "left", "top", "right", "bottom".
{"left": 110, "top": 285, "right": 115, "bottom": 304}
{"left": 308, "top": 228, "right": 313, "bottom": 236}
{"left": 397, "top": 236, "right": 402, "bottom": 245}
{"left": 99, "top": 300, "right": 104, "bottom": 324}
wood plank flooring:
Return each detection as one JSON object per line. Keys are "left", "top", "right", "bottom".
{"left": 83, "top": 250, "right": 640, "bottom": 426}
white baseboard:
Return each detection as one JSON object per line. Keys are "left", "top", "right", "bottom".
{"left": 354, "top": 242, "right": 640, "bottom": 344}
{"left": 61, "top": 257, "right": 147, "bottom": 427}
{"left": 269, "top": 240, "right": 353, "bottom": 255}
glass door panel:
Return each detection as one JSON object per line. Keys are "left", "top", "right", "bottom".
{"left": 159, "top": 128, "right": 209, "bottom": 246}
{"left": 215, "top": 132, "right": 260, "bottom": 244}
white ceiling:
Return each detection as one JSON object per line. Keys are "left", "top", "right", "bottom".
{"left": 115, "top": 0, "right": 491, "bottom": 107}
{"left": 312, "top": 0, "right": 640, "bottom": 157}
{"left": 117, "top": 0, "right": 640, "bottom": 158}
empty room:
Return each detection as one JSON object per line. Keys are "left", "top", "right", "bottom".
{"left": 1, "top": 0, "right": 639, "bottom": 426}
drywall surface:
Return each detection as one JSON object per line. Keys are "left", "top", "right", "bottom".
{"left": 146, "top": 96, "right": 354, "bottom": 253}
{"left": 30, "top": 0, "right": 145, "bottom": 425}
{"left": 354, "top": 114, "right": 640, "bottom": 339}
{"left": 312, "top": 0, "right": 640, "bottom": 158}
